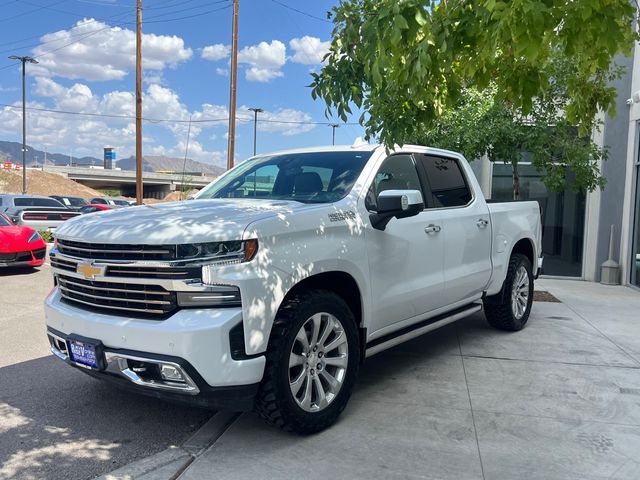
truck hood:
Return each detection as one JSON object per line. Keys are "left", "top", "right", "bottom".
{"left": 54, "top": 199, "right": 308, "bottom": 244}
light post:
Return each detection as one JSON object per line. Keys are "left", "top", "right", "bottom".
{"left": 248, "top": 107, "right": 263, "bottom": 156}
{"left": 329, "top": 123, "right": 339, "bottom": 145}
{"left": 8, "top": 55, "right": 38, "bottom": 194}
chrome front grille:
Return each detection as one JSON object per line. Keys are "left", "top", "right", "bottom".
{"left": 57, "top": 239, "right": 178, "bottom": 261}
{"left": 57, "top": 274, "right": 178, "bottom": 317}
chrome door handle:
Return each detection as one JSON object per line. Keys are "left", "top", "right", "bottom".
{"left": 476, "top": 219, "right": 489, "bottom": 228}
{"left": 425, "top": 224, "right": 441, "bottom": 234}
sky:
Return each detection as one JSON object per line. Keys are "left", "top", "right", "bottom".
{"left": 0, "top": 0, "right": 365, "bottom": 167}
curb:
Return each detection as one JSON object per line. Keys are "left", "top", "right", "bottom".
{"left": 97, "top": 411, "right": 239, "bottom": 480}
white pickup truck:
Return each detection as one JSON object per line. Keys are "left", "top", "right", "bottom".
{"left": 45, "top": 143, "right": 542, "bottom": 433}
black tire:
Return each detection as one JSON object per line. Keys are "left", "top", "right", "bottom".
{"left": 255, "top": 289, "right": 360, "bottom": 434}
{"left": 483, "top": 253, "right": 534, "bottom": 331}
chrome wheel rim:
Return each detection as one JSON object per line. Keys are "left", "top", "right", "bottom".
{"left": 511, "top": 265, "right": 530, "bottom": 320}
{"left": 288, "top": 312, "right": 348, "bottom": 413}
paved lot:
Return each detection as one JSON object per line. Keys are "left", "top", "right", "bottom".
{"left": 0, "top": 264, "right": 213, "bottom": 480}
{"left": 180, "top": 279, "right": 640, "bottom": 480}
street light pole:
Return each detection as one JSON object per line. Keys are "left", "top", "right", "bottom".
{"left": 329, "top": 123, "right": 339, "bottom": 146}
{"left": 8, "top": 55, "right": 38, "bottom": 194}
{"left": 248, "top": 107, "right": 263, "bottom": 156}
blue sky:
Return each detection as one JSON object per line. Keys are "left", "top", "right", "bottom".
{"left": 0, "top": 0, "right": 365, "bottom": 166}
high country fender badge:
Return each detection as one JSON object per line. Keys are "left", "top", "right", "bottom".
{"left": 76, "top": 262, "right": 106, "bottom": 280}
{"left": 328, "top": 211, "right": 357, "bottom": 222}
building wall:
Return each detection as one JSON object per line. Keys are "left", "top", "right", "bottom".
{"left": 592, "top": 53, "right": 634, "bottom": 282}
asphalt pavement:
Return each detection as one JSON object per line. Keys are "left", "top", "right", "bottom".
{"left": 0, "top": 263, "right": 213, "bottom": 480}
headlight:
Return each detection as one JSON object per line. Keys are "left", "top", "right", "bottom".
{"left": 177, "top": 239, "right": 258, "bottom": 263}
{"left": 28, "top": 231, "right": 42, "bottom": 243}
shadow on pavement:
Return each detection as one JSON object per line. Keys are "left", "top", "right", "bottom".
{"left": 0, "top": 355, "right": 212, "bottom": 480}
{"left": 0, "top": 267, "right": 42, "bottom": 278}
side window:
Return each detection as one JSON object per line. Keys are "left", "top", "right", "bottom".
{"left": 365, "top": 154, "right": 423, "bottom": 211}
{"left": 416, "top": 154, "right": 472, "bottom": 208}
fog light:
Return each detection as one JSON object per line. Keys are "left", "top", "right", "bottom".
{"left": 160, "top": 364, "right": 185, "bottom": 382}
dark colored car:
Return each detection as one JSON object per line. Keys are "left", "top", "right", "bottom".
{"left": 89, "top": 197, "right": 131, "bottom": 206}
{"left": 0, "top": 194, "right": 80, "bottom": 231}
{"left": 50, "top": 195, "right": 88, "bottom": 212}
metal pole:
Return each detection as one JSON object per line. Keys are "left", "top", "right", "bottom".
{"left": 8, "top": 55, "right": 37, "bottom": 193}
{"left": 21, "top": 59, "right": 26, "bottom": 193}
{"left": 135, "top": 0, "right": 143, "bottom": 204}
{"left": 227, "top": 0, "right": 239, "bottom": 170}
{"left": 248, "top": 107, "right": 262, "bottom": 156}
{"left": 329, "top": 123, "right": 339, "bottom": 145}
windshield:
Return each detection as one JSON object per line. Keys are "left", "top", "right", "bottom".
{"left": 197, "top": 151, "right": 372, "bottom": 204}
{"left": 0, "top": 214, "right": 11, "bottom": 226}
{"left": 14, "top": 197, "right": 65, "bottom": 207}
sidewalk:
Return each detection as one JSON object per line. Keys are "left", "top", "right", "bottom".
{"left": 178, "top": 279, "right": 640, "bottom": 480}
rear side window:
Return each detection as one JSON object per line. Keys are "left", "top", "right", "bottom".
{"left": 415, "top": 154, "right": 472, "bottom": 208}
{"left": 14, "top": 197, "right": 65, "bottom": 207}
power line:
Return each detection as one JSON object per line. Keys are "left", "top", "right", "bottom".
{"left": 0, "top": 102, "right": 360, "bottom": 126}
{"left": 270, "top": 0, "right": 331, "bottom": 24}
{"left": 1, "top": 0, "right": 67, "bottom": 23}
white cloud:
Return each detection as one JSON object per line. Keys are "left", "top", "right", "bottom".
{"left": 251, "top": 107, "right": 316, "bottom": 136}
{"left": 30, "top": 19, "right": 192, "bottom": 81}
{"left": 215, "top": 67, "right": 229, "bottom": 76}
{"left": 289, "top": 36, "right": 330, "bottom": 65}
{"left": 238, "top": 40, "right": 286, "bottom": 82}
{"left": 202, "top": 44, "right": 230, "bottom": 61}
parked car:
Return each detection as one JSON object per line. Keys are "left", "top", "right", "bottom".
{"left": 0, "top": 213, "right": 47, "bottom": 268}
{"left": 79, "top": 204, "right": 120, "bottom": 214}
{"left": 89, "top": 197, "right": 131, "bottom": 207}
{"left": 45, "top": 144, "right": 542, "bottom": 433}
{"left": 49, "top": 195, "right": 88, "bottom": 212}
{"left": 0, "top": 194, "right": 80, "bottom": 231}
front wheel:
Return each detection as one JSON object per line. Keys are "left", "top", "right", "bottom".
{"left": 483, "top": 253, "right": 534, "bottom": 331}
{"left": 255, "top": 290, "right": 360, "bottom": 434}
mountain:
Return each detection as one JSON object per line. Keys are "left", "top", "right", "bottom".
{"left": 117, "top": 155, "right": 226, "bottom": 176}
{"left": 0, "top": 141, "right": 225, "bottom": 176}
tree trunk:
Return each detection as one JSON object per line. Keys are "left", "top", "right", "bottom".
{"left": 512, "top": 162, "right": 521, "bottom": 201}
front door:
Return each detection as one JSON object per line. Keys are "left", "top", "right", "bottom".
{"left": 364, "top": 154, "right": 446, "bottom": 335}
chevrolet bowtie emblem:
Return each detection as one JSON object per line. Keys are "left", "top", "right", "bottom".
{"left": 77, "top": 262, "right": 105, "bottom": 280}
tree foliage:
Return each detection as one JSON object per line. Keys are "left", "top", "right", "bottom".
{"left": 417, "top": 51, "right": 616, "bottom": 197}
{"left": 311, "top": 0, "right": 637, "bottom": 150}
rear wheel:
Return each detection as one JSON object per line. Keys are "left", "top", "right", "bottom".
{"left": 255, "top": 290, "right": 359, "bottom": 434}
{"left": 484, "top": 253, "right": 533, "bottom": 331}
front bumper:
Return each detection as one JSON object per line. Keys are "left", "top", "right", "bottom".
{"left": 44, "top": 288, "right": 266, "bottom": 406}
{"left": 0, "top": 247, "right": 46, "bottom": 267}
{"left": 47, "top": 327, "right": 259, "bottom": 410}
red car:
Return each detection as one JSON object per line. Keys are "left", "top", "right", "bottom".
{"left": 79, "top": 204, "right": 120, "bottom": 214}
{"left": 0, "top": 213, "right": 47, "bottom": 268}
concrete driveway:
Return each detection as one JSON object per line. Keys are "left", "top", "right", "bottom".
{"left": 179, "top": 279, "right": 640, "bottom": 480}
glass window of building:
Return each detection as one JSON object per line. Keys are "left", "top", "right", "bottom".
{"left": 631, "top": 162, "right": 640, "bottom": 287}
{"left": 491, "top": 163, "right": 586, "bottom": 277}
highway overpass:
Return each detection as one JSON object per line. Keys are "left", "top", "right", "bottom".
{"left": 42, "top": 166, "right": 217, "bottom": 199}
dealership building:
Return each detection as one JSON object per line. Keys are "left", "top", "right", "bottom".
{"left": 469, "top": 52, "right": 640, "bottom": 289}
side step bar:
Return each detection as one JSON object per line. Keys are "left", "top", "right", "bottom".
{"left": 365, "top": 303, "right": 482, "bottom": 358}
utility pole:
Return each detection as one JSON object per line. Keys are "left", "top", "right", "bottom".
{"left": 135, "top": 0, "right": 144, "bottom": 204}
{"left": 329, "top": 123, "right": 339, "bottom": 145}
{"left": 248, "top": 107, "right": 263, "bottom": 156}
{"left": 8, "top": 55, "right": 38, "bottom": 194}
{"left": 227, "top": 0, "right": 239, "bottom": 170}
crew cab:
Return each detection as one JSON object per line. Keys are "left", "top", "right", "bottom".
{"left": 44, "top": 144, "right": 542, "bottom": 433}
{"left": 0, "top": 195, "right": 80, "bottom": 231}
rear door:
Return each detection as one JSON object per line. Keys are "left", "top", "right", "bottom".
{"left": 364, "top": 153, "right": 446, "bottom": 335}
{"left": 414, "top": 153, "right": 492, "bottom": 306}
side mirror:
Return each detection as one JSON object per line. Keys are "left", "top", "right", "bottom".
{"left": 370, "top": 189, "right": 424, "bottom": 231}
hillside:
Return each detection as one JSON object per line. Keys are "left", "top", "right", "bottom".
{"left": 0, "top": 141, "right": 226, "bottom": 176}
{"left": 0, "top": 169, "right": 103, "bottom": 198}
{"left": 117, "top": 155, "right": 225, "bottom": 176}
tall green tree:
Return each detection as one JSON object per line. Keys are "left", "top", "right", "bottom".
{"left": 417, "top": 52, "right": 616, "bottom": 199}
{"left": 311, "top": 0, "right": 637, "bottom": 166}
